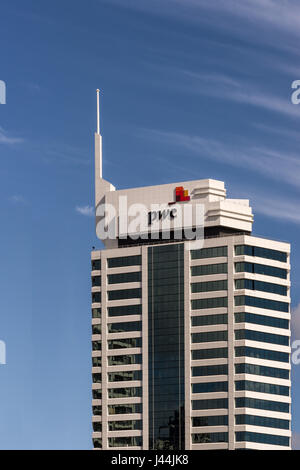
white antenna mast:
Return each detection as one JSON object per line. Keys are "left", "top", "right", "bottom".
{"left": 95, "top": 88, "right": 102, "bottom": 180}
{"left": 96, "top": 88, "right": 100, "bottom": 135}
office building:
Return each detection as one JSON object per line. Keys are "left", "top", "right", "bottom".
{"left": 91, "top": 93, "right": 291, "bottom": 450}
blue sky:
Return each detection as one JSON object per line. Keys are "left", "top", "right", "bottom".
{"left": 0, "top": 0, "right": 300, "bottom": 449}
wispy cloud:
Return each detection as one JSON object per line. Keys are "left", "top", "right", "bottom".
{"left": 245, "top": 192, "right": 300, "bottom": 226}
{"left": 292, "top": 304, "right": 300, "bottom": 340}
{"left": 75, "top": 205, "right": 94, "bottom": 217}
{"left": 140, "top": 128, "right": 300, "bottom": 189}
{"left": 169, "top": 69, "right": 300, "bottom": 119}
{"left": 9, "top": 195, "right": 28, "bottom": 205}
{"left": 0, "top": 127, "right": 23, "bottom": 145}
{"left": 106, "top": 0, "right": 300, "bottom": 43}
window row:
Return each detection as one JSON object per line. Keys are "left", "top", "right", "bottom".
{"left": 192, "top": 348, "right": 228, "bottom": 360}
{"left": 108, "top": 338, "right": 142, "bottom": 349}
{"left": 235, "top": 397, "right": 289, "bottom": 413}
{"left": 107, "top": 255, "right": 141, "bottom": 268}
{"left": 235, "top": 262, "right": 287, "bottom": 279}
{"left": 235, "top": 329, "right": 289, "bottom": 346}
{"left": 235, "top": 414, "right": 290, "bottom": 430}
{"left": 108, "top": 437, "right": 142, "bottom": 447}
{"left": 235, "top": 431, "right": 289, "bottom": 447}
{"left": 192, "top": 314, "right": 228, "bottom": 327}
{"left": 108, "top": 387, "right": 142, "bottom": 398}
{"left": 192, "top": 432, "right": 228, "bottom": 444}
{"left": 235, "top": 363, "right": 289, "bottom": 380}
{"left": 108, "top": 271, "right": 141, "bottom": 284}
{"left": 191, "top": 263, "right": 227, "bottom": 277}
{"left": 192, "top": 297, "right": 228, "bottom": 310}
{"left": 108, "top": 370, "right": 142, "bottom": 382}
{"left": 192, "top": 364, "right": 228, "bottom": 377}
{"left": 192, "top": 330, "right": 227, "bottom": 344}
{"left": 235, "top": 380, "right": 289, "bottom": 396}
{"left": 235, "top": 295, "right": 289, "bottom": 313}
{"left": 235, "top": 312, "right": 289, "bottom": 330}
{"left": 192, "top": 415, "right": 228, "bottom": 427}
{"left": 191, "top": 280, "right": 227, "bottom": 293}
{"left": 191, "top": 246, "right": 228, "bottom": 260}
{"left": 192, "top": 381, "right": 228, "bottom": 394}
{"left": 235, "top": 278, "right": 287, "bottom": 296}
{"left": 235, "top": 245, "right": 287, "bottom": 263}
{"left": 235, "top": 346, "right": 289, "bottom": 363}
{"left": 108, "top": 288, "right": 142, "bottom": 301}
{"left": 192, "top": 398, "right": 228, "bottom": 410}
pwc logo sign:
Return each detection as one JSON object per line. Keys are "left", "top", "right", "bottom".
{"left": 169, "top": 186, "right": 190, "bottom": 205}
{"left": 148, "top": 186, "right": 191, "bottom": 225}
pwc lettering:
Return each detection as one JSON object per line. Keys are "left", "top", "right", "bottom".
{"left": 148, "top": 208, "right": 177, "bottom": 225}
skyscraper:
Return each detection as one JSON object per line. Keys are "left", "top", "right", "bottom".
{"left": 91, "top": 93, "right": 291, "bottom": 450}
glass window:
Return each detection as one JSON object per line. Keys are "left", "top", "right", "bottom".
{"left": 107, "top": 255, "right": 141, "bottom": 268}
{"left": 235, "top": 312, "right": 289, "bottom": 329}
{"left": 192, "top": 364, "right": 228, "bottom": 377}
{"left": 108, "top": 354, "right": 142, "bottom": 366}
{"left": 235, "top": 431, "right": 289, "bottom": 447}
{"left": 108, "top": 387, "right": 142, "bottom": 398}
{"left": 234, "top": 295, "right": 289, "bottom": 313}
{"left": 108, "top": 370, "right": 142, "bottom": 382}
{"left": 92, "top": 275, "right": 101, "bottom": 286}
{"left": 235, "top": 278, "right": 287, "bottom": 296}
{"left": 108, "top": 420, "right": 142, "bottom": 431}
{"left": 108, "top": 321, "right": 142, "bottom": 333}
{"left": 108, "top": 288, "right": 141, "bottom": 301}
{"left": 108, "top": 304, "right": 142, "bottom": 317}
{"left": 192, "top": 381, "right": 228, "bottom": 393}
{"left": 235, "top": 346, "right": 289, "bottom": 363}
{"left": 92, "top": 406, "right": 102, "bottom": 416}
{"left": 192, "top": 314, "right": 227, "bottom": 327}
{"left": 192, "top": 432, "right": 228, "bottom": 443}
{"left": 191, "top": 280, "right": 227, "bottom": 293}
{"left": 235, "top": 363, "right": 289, "bottom": 380}
{"left": 108, "top": 436, "right": 142, "bottom": 447}
{"left": 192, "top": 330, "right": 227, "bottom": 343}
{"left": 92, "top": 292, "right": 101, "bottom": 303}
{"left": 191, "top": 246, "right": 227, "bottom": 260}
{"left": 235, "top": 329, "right": 289, "bottom": 346}
{"left": 92, "top": 357, "right": 102, "bottom": 367}
{"left": 192, "top": 398, "right": 228, "bottom": 410}
{"left": 108, "top": 403, "right": 142, "bottom": 415}
{"left": 92, "top": 341, "right": 101, "bottom": 351}
{"left": 235, "top": 397, "right": 289, "bottom": 413}
{"left": 108, "top": 271, "right": 141, "bottom": 284}
{"left": 235, "top": 380, "right": 289, "bottom": 396}
{"left": 92, "top": 389, "right": 102, "bottom": 399}
{"left": 235, "top": 414, "right": 290, "bottom": 430}
{"left": 235, "top": 262, "right": 287, "bottom": 279}
{"left": 148, "top": 243, "right": 185, "bottom": 451}
{"left": 192, "top": 348, "right": 228, "bottom": 360}
{"left": 192, "top": 297, "right": 228, "bottom": 310}
{"left": 108, "top": 338, "right": 142, "bottom": 349}
{"left": 92, "top": 308, "right": 101, "bottom": 319}
{"left": 92, "top": 259, "right": 101, "bottom": 271}
{"left": 93, "top": 438, "right": 102, "bottom": 448}
{"left": 191, "top": 263, "right": 227, "bottom": 277}
{"left": 92, "top": 421, "right": 102, "bottom": 432}
{"left": 192, "top": 415, "right": 228, "bottom": 427}
{"left": 92, "top": 373, "right": 102, "bottom": 383}
{"left": 92, "top": 324, "right": 101, "bottom": 335}
{"left": 235, "top": 245, "right": 287, "bottom": 263}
